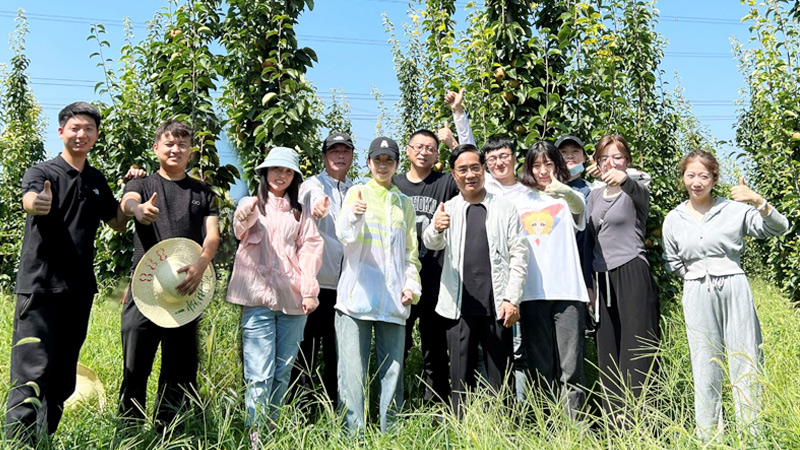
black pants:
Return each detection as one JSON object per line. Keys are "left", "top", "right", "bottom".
{"left": 595, "top": 258, "right": 660, "bottom": 416}
{"left": 404, "top": 296, "right": 450, "bottom": 403}
{"left": 291, "top": 288, "right": 338, "bottom": 406}
{"left": 445, "top": 314, "right": 512, "bottom": 417}
{"left": 5, "top": 292, "right": 94, "bottom": 440}
{"left": 520, "top": 301, "right": 586, "bottom": 419}
{"left": 118, "top": 295, "right": 199, "bottom": 425}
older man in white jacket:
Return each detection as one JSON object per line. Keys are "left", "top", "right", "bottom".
{"left": 423, "top": 144, "right": 528, "bottom": 417}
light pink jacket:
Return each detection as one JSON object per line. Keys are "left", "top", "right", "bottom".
{"left": 226, "top": 194, "right": 323, "bottom": 314}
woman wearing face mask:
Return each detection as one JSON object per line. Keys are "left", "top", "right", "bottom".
{"left": 584, "top": 135, "right": 659, "bottom": 421}
{"left": 662, "top": 150, "right": 788, "bottom": 440}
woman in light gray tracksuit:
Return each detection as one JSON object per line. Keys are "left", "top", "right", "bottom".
{"left": 662, "top": 150, "right": 789, "bottom": 441}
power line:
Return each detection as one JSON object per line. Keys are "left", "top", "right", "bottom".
{"left": 660, "top": 15, "right": 743, "bottom": 26}
{"left": 0, "top": 10, "right": 148, "bottom": 28}
{"left": 664, "top": 52, "right": 732, "bottom": 59}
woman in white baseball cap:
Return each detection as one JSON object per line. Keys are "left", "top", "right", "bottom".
{"left": 226, "top": 146, "right": 323, "bottom": 446}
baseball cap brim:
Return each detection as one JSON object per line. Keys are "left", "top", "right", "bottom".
{"left": 555, "top": 135, "right": 585, "bottom": 149}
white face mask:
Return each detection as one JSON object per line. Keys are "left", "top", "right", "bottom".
{"left": 568, "top": 162, "right": 584, "bottom": 177}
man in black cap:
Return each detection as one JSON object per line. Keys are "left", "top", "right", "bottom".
{"left": 291, "top": 132, "right": 354, "bottom": 408}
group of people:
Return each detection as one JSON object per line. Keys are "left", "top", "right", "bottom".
{"left": 4, "top": 93, "right": 789, "bottom": 447}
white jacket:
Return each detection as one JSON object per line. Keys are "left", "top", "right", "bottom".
{"left": 299, "top": 170, "right": 352, "bottom": 289}
{"left": 423, "top": 191, "right": 528, "bottom": 320}
{"left": 335, "top": 180, "right": 422, "bottom": 325}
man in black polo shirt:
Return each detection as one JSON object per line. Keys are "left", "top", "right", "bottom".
{"left": 392, "top": 129, "right": 459, "bottom": 404}
{"left": 5, "top": 102, "right": 135, "bottom": 442}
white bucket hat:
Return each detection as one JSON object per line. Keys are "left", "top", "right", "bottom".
{"left": 65, "top": 363, "right": 106, "bottom": 410}
{"left": 130, "top": 238, "right": 216, "bottom": 328}
{"left": 254, "top": 146, "right": 303, "bottom": 179}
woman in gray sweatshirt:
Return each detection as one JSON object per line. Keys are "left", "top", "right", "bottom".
{"left": 662, "top": 150, "right": 789, "bottom": 441}
{"left": 584, "top": 135, "right": 660, "bottom": 423}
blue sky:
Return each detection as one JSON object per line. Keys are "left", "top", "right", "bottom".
{"left": 0, "top": 0, "right": 753, "bottom": 196}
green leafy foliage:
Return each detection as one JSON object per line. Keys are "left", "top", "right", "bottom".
{"left": 734, "top": 0, "right": 800, "bottom": 302}
{"left": 0, "top": 10, "right": 46, "bottom": 289}
{"left": 385, "top": 0, "right": 704, "bottom": 298}
{"left": 219, "top": 0, "right": 321, "bottom": 184}
{"left": 89, "top": 2, "right": 239, "bottom": 279}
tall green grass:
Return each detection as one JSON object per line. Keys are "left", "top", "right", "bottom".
{"left": 1, "top": 278, "right": 798, "bottom": 449}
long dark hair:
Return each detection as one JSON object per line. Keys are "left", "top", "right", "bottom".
{"left": 519, "top": 141, "right": 570, "bottom": 190}
{"left": 257, "top": 168, "right": 303, "bottom": 219}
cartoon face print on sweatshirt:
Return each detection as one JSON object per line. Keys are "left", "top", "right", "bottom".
{"left": 520, "top": 203, "right": 564, "bottom": 246}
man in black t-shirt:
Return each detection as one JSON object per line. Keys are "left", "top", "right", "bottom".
{"left": 5, "top": 102, "right": 139, "bottom": 442}
{"left": 392, "top": 129, "right": 459, "bottom": 403}
{"left": 118, "top": 120, "right": 220, "bottom": 427}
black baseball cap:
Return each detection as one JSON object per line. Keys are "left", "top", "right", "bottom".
{"left": 368, "top": 137, "right": 400, "bottom": 160}
{"left": 554, "top": 135, "right": 585, "bottom": 149}
{"left": 322, "top": 132, "right": 355, "bottom": 152}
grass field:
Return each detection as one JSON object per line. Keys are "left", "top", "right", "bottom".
{"left": 0, "top": 277, "right": 798, "bottom": 449}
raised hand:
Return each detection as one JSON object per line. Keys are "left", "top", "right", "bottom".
{"left": 236, "top": 201, "right": 257, "bottom": 223}
{"left": 544, "top": 177, "right": 569, "bottom": 198}
{"left": 730, "top": 176, "right": 763, "bottom": 206}
{"left": 352, "top": 189, "right": 367, "bottom": 216}
{"left": 135, "top": 192, "right": 160, "bottom": 225}
{"left": 586, "top": 155, "right": 602, "bottom": 178}
{"left": 601, "top": 162, "right": 627, "bottom": 187}
{"left": 124, "top": 165, "right": 146, "bottom": 182}
{"left": 444, "top": 88, "right": 466, "bottom": 113}
{"left": 437, "top": 121, "right": 458, "bottom": 150}
{"left": 313, "top": 195, "right": 330, "bottom": 219}
{"left": 433, "top": 202, "right": 450, "bottom": 232}
{"left": 31, "top": 180, "right": 53, "bottom": 215}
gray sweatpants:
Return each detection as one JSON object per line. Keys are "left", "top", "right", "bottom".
{"left": 682, "top": 274, "right": 762, "bottom": 440}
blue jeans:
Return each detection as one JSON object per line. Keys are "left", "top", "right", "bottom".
{"left": 241, "top": 306, "right": 307, "bottom": 427}
{"left": 335, "top": 311, "right": 404, "bottom": 432}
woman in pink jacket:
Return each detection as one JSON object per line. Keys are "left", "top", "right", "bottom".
{"left": 226, "top": 147, "right": 323, "bottom": 445}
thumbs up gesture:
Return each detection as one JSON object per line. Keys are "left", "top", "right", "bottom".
{"left": 585, "top": 155, "right": 602, "bottom": 178}
{"left": 433, "top": 202, "right": 450, "bottom": 232}
{"left": 445, "top": 88, "right": 466, "bottom": 114}
{"left": 236, "top": 200, "right": 258, "bottom": 224}
{"left": 544, "top": 177, "right": 570, "bottom": 198}
{"left": 313, "top": 195, "right": 330, "bottom": 219}
{"left": 352, "top": 189, "right": 367, "bottom": 216}
{"left": 437, "top": 120, "right": 458, "bottom": 150}
{"left": 31, "top": 180, "right": 53, "bottom": 215}
{"left": 730, "top": 176, "right": 763, "bottom": 207}
{"left": 135, "top": 192, "right": 160, "bottom": 225}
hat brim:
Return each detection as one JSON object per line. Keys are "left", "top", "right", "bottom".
{"left": 555, "top": 136, "right": 585, "bottom": 149}
{"left": 254, "top": 165, "right": 304, "bottom": 180}
{"left": 368, "top": 149, "right": 399, "bottom": 160}
{"left": 131, "top": 238, "right": 216, "bottom": 328}
{"left": 65, "top": 363, "right": 106, "bottom": 410}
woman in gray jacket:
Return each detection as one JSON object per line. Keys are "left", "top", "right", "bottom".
{"left": 662, "top": 150, "right": 789, "bottom": 441}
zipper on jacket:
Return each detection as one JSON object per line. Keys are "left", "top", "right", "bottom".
{"left": 336, "top": 178, "right": 346, "bottom": 282}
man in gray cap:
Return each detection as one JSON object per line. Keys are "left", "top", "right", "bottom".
{"left": 291, "top": 132, "right": 354, "bottom": 408}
